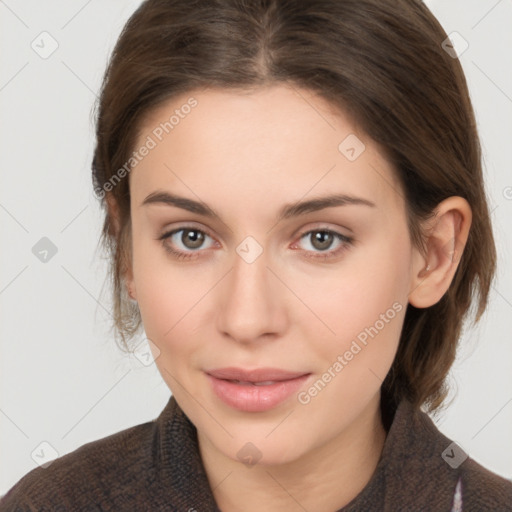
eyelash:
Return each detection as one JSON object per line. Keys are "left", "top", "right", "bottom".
{"left": 157, "top": 226, "right": 354, "bottom": 262}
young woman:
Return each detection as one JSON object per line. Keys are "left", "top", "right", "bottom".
{"left": 2, "top": 0, "right": 511, "bottom": 510}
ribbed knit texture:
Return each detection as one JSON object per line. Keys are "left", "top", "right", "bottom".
{"left": 1, "top": 395, "right": 511, "bottom": 511}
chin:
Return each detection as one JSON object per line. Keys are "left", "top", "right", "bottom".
{"left": 222, "top": 436, "right": 305, "bottom": 469}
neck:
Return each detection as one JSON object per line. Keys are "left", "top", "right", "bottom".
{"left": 198, "top": 392, "right": 388, "bottom": 512}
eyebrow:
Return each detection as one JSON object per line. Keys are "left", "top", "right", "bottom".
{"left": 141, "top": 191, "right": 376, "bottom": 222}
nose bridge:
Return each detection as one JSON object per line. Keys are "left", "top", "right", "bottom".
{"left": 217, "top": 235, "right": 284, "bottom": 342}
{"left": 232, "top": 236, "right": 269, "bottom": 296}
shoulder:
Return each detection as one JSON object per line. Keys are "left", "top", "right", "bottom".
{"left": 379, "top": 397, "right": 512, "bottom": 511}
{"left": 415, "top": 405, "right": 512, "bottom": 510}
{"left": 457, "top": 455, "right": 512, "bottom": 510}
{"left": 0, "top": 417, "right": 159, "bottom": 511}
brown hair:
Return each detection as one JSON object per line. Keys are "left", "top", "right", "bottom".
{"left": 91, "top": 0, "right": 497, "bottom": 414}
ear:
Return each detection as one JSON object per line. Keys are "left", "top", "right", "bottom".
{"left": 106, "top": 193, "right": 137, "bottom": 301}
{"left": 408, "top": 196, "right": 472, "bottom": 308}
{"left": 106, "top": 192, "right": 121, "bottom": 238}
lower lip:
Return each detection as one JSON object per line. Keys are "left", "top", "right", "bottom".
{"left": 206, "top": 373, "right": 311, "bottom": 412}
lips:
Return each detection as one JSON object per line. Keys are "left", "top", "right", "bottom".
{"left": 205, "top": 367, "right": 312, "bottom": 412}
{"left": 206, "top": 367, "right": 309, "bottom": 383}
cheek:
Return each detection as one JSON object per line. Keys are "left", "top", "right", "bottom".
{"left": 135, "top": 272, "right": 206, "bottom": 396}
{"left": 294, "top": 232, "right": 409, "bottom": 370}
{"left": 136, "top": 275, "right": 202, "bottom": 350}
{"left": 131, "top": 231, "right": 199, "bottom": 350}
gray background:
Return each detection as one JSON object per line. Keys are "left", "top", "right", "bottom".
{"left": 1, "top": 0, "right": 511, "bottom": 494}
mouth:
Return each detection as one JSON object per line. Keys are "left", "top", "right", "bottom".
{"left": 206, "top": 366, "right": 310, "bottom": 382}
{"left": 220, "top": 380, "right": 281, "bottom": 386}
{"left": 205, "top": 367, "right": 312, "bottom": 412}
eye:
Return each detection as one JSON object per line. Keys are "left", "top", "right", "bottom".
{"left": 158, "top": 227, "right": 216, "bottom": 261}
{"left": 292, "top": 228, "right": 354, "bottom": 260}
{"left": 157, "top": 225, "right": 354, "bottom": 262}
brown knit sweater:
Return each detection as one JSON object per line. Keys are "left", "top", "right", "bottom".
{"left": 1, "top": 394, "right": 511, "bottom": 511}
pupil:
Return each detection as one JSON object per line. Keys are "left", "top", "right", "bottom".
{"left": 183, "top": 229, "right": 204, "bottom": 249}
{"left": 313, "top": 231, "right": 332, "bottom": 250}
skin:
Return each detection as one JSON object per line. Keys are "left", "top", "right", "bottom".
{"left": 110, "top": 84, "right": 471, "bottom": 512}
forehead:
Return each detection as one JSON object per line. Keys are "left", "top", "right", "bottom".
{"left": 130, "top": 85, "right": 404, "bottom": 215}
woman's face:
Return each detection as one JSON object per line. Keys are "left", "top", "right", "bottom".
{"left": 126, "top": 84, "right": 416, "bottom": 465}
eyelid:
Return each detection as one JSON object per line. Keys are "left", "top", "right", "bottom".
{"left": 290, "top": 222, "right": 353, "bottom": 245}
{"left": 159, "top": 221, "right": 217, "bottom": 241}
{"left": 290, "top": 225, "right": 353, "bottom": 257}
{"left": 158, "top": 225, "right": 219, "bottom": 248}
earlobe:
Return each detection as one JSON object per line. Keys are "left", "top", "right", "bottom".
{"left": 127, "top": 282, "right": 137, "bottom": 301}
{"left": 408, "top": 197, "right": 472, "bottom": 309}
{"left": 125, "top": 267, "right": 137, "bottom": 301}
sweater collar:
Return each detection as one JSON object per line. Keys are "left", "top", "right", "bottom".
{"left": 155, "top": 394, "right": 460, "bottom": 511}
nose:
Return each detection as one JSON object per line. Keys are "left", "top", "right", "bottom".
{"left": 216, "top": 241, "right": 287, "bottom": 345}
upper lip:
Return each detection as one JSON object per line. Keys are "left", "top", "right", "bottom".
{"left": 206, "top": 367, "right": 310, "bottom": 382}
